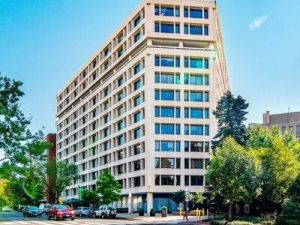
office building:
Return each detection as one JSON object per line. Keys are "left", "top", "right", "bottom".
{"left": 262, "top": 111, "right": 300, "bottom": 140}
{"left": 56, "top": 0, "right": 229, "bottom": 213}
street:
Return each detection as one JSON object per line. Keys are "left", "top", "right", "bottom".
{"left": 0, "top": 211, "right": 206, "bottom": 225}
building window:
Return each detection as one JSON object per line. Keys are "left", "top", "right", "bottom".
{"left": 155, "top": 140, "right": 180, "bottom": 152}
{"left": 191, "top": 159, "right": 204, "bottom": 169}
{"left": 155, "top": 124, "right": 180, "bottom": 135}
{"left": 134, "top": 127, "right": 142, "bottom": 139}
{"left": 184, "top": 57, "right": 209, "bottom": 69}
{"left": 134, "top": 79, "right": 142, "bottom": 91}
{"left": 155, "top": 56, "right": 180, "bottom": 67}
{"left": 155, "top": 22, "right": 180, "bottom": 34}
{"left": 134, "top": 177, "right": 141, "bottom": 187}
{"left": 134, "top": 95, "right": 142, "bottom": 106}
{"left": 134, "top": 32, "right": 141, "bottom": 43}
{"left": 155, "top": 106, "right": 180, "bottom": 118}
{"left": 134, "top": 64, "right": 141, "bottom": 75}
{"left": 155, "top": 72, "right": 180, "bottom": 84}
{"left": 161, "top": 175, "right": 175, "bottom": 186}
{"left": 134, "top": 112, "right": 142, "bottom": 123}
{"left": 155, "top": 90, "right": 180, "bottom": 101}
{"left": 184, "top": 73, "right": 209, "bottom": 86}
{"left": 191, "top": 142, "right": 203, "bottom": 152}
{"left": 184, "top": 7, "right": 206, "bottom": 19}
{"left": 133, "top": 144, "right": 142, "bottom": 155}
{"left": 155, "top": 5, "right": 180, "bottom": 17}
{"left": 184, "top": 108, "right": 209, "bottom": 119}
{"left": 191, "top": 176, "right": 203, "bottom": 186}
{"left": 134, "top": 16, "right": 141, "bottom": 27}
{"left": 118, "top": 77, "right": 124, "bottom": 87}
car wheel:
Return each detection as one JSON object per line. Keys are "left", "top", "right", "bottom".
{"left": 79, "top": 213, "right": 82, "bottom": 217}
{"left": 54, "top": 214, "right": 58, "bottom": 221}
{"left": 101, "top": 213, "right": 106, "bottom": 219}
{"left": 48, "top": 215, "right": 51, "bottom": 220}
{"left": 71, "top": 217, "right": 75, "bottom": 220}
{"left": 23, "top": 213, "right": 26, "bottom": 218}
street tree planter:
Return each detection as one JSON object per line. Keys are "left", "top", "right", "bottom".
{"left": 139, "top": 208, "right": 144, "bottom": 216}
{"left": 161, "top": 206, "right": 167, "bottom": 217}
{"left": 150, "top": 208, "right": 155, "bottom": 217}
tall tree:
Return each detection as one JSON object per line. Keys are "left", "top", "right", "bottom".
{"left": 248, "top": 126, "right": 300, "bottom": 208}
{"left": 207, "top": 137, "right": 259, "bottom": 221}
{"left": 0, "top": 75, "right": 51, "bottom": 205}
{"left": 81, "top": 189, "right": 100, "bottom": 206}
{"left": 55, "top": 161, "right": 78, "bottom": 202}
{"left": 212, "top": 91, "right": 249, "bottom": 150}
{"left": 96, "top": 169, "right": 121, "bottom": 205}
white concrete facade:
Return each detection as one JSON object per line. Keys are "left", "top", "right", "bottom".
{"left": 56, "top": 0, "right": 229, "bottom": 213}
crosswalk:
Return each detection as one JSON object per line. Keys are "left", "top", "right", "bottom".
{"left": 0, "top": 219, "right": 128, "bottom": 225}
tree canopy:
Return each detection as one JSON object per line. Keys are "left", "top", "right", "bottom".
{"left": 96, "top": 169, "right": 121, "bottom": 205}
{"left": 212, "top": 91, "right": 249, "bottom": 150}
{"left": 207, "top": 137, "right": 259, "bottom": 221}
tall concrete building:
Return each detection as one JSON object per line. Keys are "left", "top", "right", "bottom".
{"left": 56, "top": 0, "right": 229, "bottom": 213}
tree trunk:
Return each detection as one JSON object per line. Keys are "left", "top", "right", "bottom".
{"left": 228, "top": 201, "right": 232, "bottom": 222}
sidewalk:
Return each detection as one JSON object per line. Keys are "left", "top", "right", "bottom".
{"left": 115, "top": 213, "right": 211, "bottom": 224}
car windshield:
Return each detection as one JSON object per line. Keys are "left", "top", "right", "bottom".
{"left": 44, "top": 205, "right": 50, "bottom": 209}
{"left": 55, "top": 205, "right": 68, "bottom": 209}
{"left": 83, "top": 207, "right": 89, "bottom": 210}
{"left": 28, "top": 206, "right": 39, "bottom": 210}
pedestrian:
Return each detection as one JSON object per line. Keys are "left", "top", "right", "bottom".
{"left": 183, "top": 204, "right": 189, "bottom": 222}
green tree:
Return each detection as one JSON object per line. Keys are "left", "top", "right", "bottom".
{"left": 81, "top": 189, "right": 100, "bottom": 206}
{"left": 189, "top": 191, "right": 205, "bottom": 204}
{"left": 248, "top": 126, "right": 300, "bottom": 206}
{"left": 171, "top": 190, "right": 185, "bottom": 205}
{"left": 55, "top": 161, "right": 78, "bottom": 202}
{"left": 212, "top": 91, "right": 249, "bottom": 150}
{"left": 207, "top": 137, "right": 259, "bottom": 221}
{"left": 0, "top": 75, "right": 52, "bottom": 204}
{"left": 96, "top": 169, "right": 121, "bottom": 205}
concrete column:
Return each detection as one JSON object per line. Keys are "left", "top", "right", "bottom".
{"left": 128, "top": 193, "right": 133, "bottom": 214}
{"left": 147, "top": 192, "right": 153, "bottom": 213}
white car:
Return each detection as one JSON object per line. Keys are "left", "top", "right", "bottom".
{"left": 94, "top": 205, "right": 117, "bottom": 219}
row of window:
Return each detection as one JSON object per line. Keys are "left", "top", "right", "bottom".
{"left": 154, "top": 5, "right": 209, "bottom": 19}
{"left": 155, "top": 72, "right": 209, "bottom": 86}
{"left": 155, "top": 123, "right": 210, "bottom": 136}
{"left": 154, "top": 106, "right": 209, "bottom": 119}
{"left": 155, "top": 22, "right": 209, "bottom": 35}
{"left": 155, "top": 55, "right": 209, "bottom": 69}
{"left": 155, "top": 175, "right": 205, "bottom": 186}
{"left": 155, "top": 90, "right": 209, "bottom": 102}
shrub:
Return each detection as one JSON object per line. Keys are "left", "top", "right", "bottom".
{"left": 210, "top": 221, "right": 254, "bottom": 225}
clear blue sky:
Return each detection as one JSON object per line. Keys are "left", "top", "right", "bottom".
{"left": 0, "top": 0, "right": 300, "bottom": 134}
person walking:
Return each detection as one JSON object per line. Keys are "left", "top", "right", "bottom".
{"left": 183, "top": 203, "right": 189, "bottom": 222}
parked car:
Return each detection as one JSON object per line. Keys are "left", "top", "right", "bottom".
{"left": 23, "top": 206, "right": 40, "bottom": 217}
{"left": 2, "top": 206, "right": 13, "bottom": 212}
{"left": 39, "top": 204, "right": 51, "bottom": 215}
{"left": 94, "top": 205, "right": 117, "bottom": 219}
{"left": 48, "top": 204, "right": 75, "bottom": 220}
{"left": 75, "top": 206, "right": 93, "bottom": 217}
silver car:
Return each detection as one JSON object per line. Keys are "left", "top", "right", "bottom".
{"left": 75, "top": 207, "right": 92, "bottom": 217}
{"left": 94, "top": 205, "right": 117, "bottom": 219}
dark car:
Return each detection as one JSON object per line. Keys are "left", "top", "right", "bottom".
{"left": 23, "top": 206, "right": 40, "bottom": 217}
{"left": 48, "top": 204, "right": 75, "bottom": 220}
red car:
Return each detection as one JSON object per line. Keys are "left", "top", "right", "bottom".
{"left": 48, "top": 204, "right": 75, "bottom": 220}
